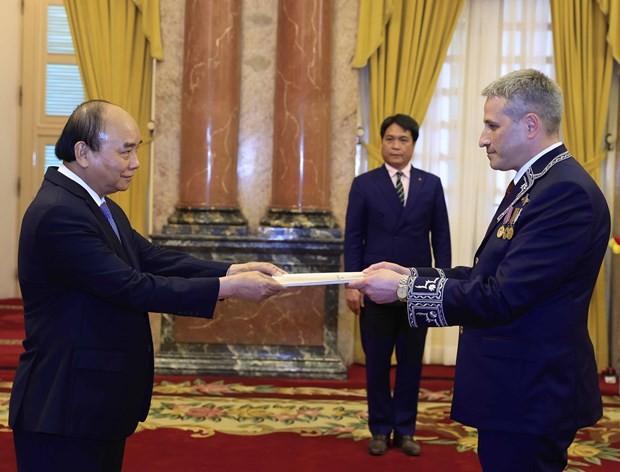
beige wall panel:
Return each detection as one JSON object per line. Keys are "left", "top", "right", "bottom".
{"left": 0, "top": 0, "right": 21, "bottom": 298}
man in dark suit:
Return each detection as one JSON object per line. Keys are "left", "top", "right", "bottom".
{"left": 349, "top": 69, "right": 610, "bottom": 471}
{"left": 344, "top": 114, "right": 451, "bottom": 456}
{"left": 9, "top": 100, "right": 287, "bottom": 471}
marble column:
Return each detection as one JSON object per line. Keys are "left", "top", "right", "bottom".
{"left": 260, "top": 0, "right": 339, "bottom": 238}
{"left": 151, "top": 0, "right": 346, "bottom": 379}
{"left": 163, "top": 0, "right": 247, "bottom": 236}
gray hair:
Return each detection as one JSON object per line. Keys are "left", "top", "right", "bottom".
{"left": 482, "top": 69, "right": 563, "bottom": 135}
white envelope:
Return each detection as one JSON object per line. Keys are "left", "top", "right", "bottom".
{"left": 273, "top": 272, "right": 364, "bottom": 287}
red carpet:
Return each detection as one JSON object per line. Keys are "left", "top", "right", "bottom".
{"left": 0, "top": 299, "right": 24, "bottom": 369}
{"left": 1, "top": 298, "right": 619, "bottom": 472}
{"left": 122, "top": 429, "right": 481, "bottom": 472}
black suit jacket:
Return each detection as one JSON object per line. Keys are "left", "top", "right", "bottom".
{"left": 404, "top": 145, "right": 609, "bottom": 434}
{"left": 9, "top": 167, "right": 231, "bottom": 440}
{"left": 344, "top": 164, "right": 451, "bottom": 271}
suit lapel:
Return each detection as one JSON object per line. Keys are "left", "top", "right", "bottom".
{"left": 402, "top": 166, "right": 423, "bottom": 209}
{"left": 475, "top": 144, "right": 571, "bottom": 258}
{"left": 89, "top": 199, "right": 132, "bottom": 262}
{"left": 46, "top": 168, "right": 133, "bottom": 264}
{"left": 372, "top": 166, "right": 404, "bottom": 216}
{"left": 395, "top": 165, "right": 422, "bottom": 227}
{"left": 477, "top": 175, "right": 524, "bottom": 252}
{"left": 372, "top": 164, "right": 423, "bottom": 228}
{"left": 103, "top": 199, "right": 140, "bottom": 267}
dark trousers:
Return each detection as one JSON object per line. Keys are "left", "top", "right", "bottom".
{"left": 360, "top": 300, "right": 427, "bottom": 438}
{"left": 13, "top": 429, "right": 126, "bottom": 472}
{"left": 477, "top": 428, "right": 577, "bottom": 472}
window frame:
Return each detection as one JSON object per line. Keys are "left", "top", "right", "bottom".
{"left": 19, "top": 0, "right": 83, "bottom": 217}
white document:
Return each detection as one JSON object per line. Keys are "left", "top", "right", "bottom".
{"left": 273, "top": 272, "right": 364, "bottom": 287}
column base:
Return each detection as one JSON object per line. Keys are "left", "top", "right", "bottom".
{"left": 259, "top": 209, "right": 341, "bottom": 239}
{"left": 162, "top": 206, "right": 248, "bottom": 236}
{"left": 148, "top": 233, "right": 346, "bottom": 379}
{"left": 154, "top": 343, "right": 346, "bottom": 379}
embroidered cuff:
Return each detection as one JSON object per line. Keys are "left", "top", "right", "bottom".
{"left": 406, "top": 268, "right": 448, "bottom": 328}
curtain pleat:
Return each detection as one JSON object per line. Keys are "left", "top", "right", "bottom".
{"left": 351, "top": 0, "right": 393, "bottom": 68}
{"left": 133, "top": 0, "right": 164, "bottom": 60}
{"left": 550, "top": 0, "right": 614, "bottom": 370}
{"left": 597, "top": 0, "right": 620, "bottom": 62}
{"left": 354, "top": 0, "right": 464, "bottom": 170}
{"left": 63, "top": 0, "right": 163, "bottom": 235}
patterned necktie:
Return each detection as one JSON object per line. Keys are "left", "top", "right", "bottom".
{"left": 100, "top": 202, "right": 121, "bottom": 241}
{"left": 395, "top": 171, "right": 405, "bottom": 205}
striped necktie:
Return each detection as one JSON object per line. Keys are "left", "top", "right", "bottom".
{"left": 100, "top": 202, "right": 121, "bottom": 241}
{"left": 395, "top": 171, "right": 405, "bottom": 205}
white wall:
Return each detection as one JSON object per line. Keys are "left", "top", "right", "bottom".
{"left": 0, "top": 0, "right": 21, "bottom": 297}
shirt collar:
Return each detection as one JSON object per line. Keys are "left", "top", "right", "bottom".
{"left": 512, "top": 142, "right": 563, "bottom": 184}
{"left": 58, "top": 164, "right": 106, "bottom": 206}
{"left": 385, "top": 162, "right": 411, "bottom": 179}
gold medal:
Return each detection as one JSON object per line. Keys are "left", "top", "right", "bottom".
{"left": 505, "top": 226, "right": 514, "bottom": 240}
{"left": 497, "top": 226, "right": 505, "bottom": 238}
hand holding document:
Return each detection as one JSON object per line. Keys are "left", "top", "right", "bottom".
{"left": 273, "top": 272, "right": 364, "bottom": 287}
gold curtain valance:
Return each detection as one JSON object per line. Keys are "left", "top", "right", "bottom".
{"left": 597, "top": 0, "right": 620, "bottom": 62}
{"left": 133, "top": 0, "right": 164, "bottom": 60}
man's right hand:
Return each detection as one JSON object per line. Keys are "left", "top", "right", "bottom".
{"left": 218, "top": 271, "right": 287, "bottom": 301}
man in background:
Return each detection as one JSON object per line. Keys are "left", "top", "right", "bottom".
{"left": 10, "top": 100, "right": 287, "bottom": 471}
{"left": 350, "top": 69, "right": 610, "bottom": 471}
{"left": 344, "top": 114, "right": 451, "bottom": 456}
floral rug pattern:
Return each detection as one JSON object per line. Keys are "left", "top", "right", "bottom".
{"left": 1, "top": 378, "right": 619, "bottom": 471}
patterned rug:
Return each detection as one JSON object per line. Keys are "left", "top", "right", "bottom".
{"left": 3, "top": 376, "right": 614, "bottom": 471}
{"left": 146, "top": 378, "right": 620, "bottom": 471}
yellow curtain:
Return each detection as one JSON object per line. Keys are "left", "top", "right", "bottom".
{"left": 353, "top": 0, "right": 464, "bottom": 169}
{"left": 550, "top": 0, "right": 615, "bottom": 370}
{"left": 597, "top": 0, "right": 620, "bottom": 62}
{"left": 351, "top": 0, "right": 464, "bottom": 363}
{"left": 64, "top": 0, "right": 164, "bottom": 235}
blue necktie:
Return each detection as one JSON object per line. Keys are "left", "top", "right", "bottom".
{"left": 100, "top": 202, "right": 121, "bottom": 241}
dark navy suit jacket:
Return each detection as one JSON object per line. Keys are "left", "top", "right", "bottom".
{"left": 344, "top": 164, "right": 451, "bottom": 271}
{"left": 9, "top": 167, "right": 231, "bottom": 440}
{"left": 404, "top": 145, "right": 609, "bottom": 434}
